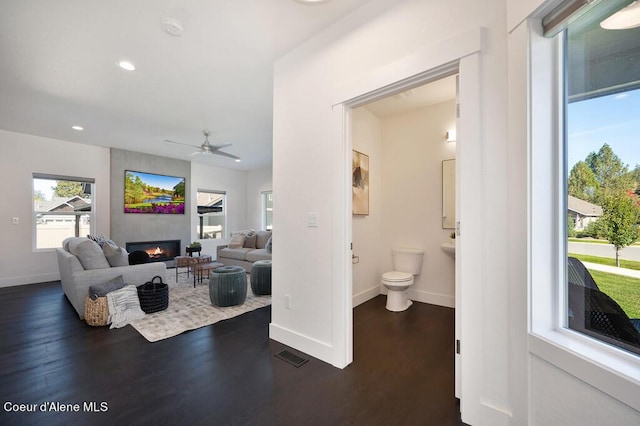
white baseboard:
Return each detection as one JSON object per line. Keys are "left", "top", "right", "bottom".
{"left": 408, "top": 288, "right": 455, "bottom": 308}
{"left": 352, "top": 285, "right": 380, "bottom": 307}
{"left": 479, "top": 401, "right": 512, "bottom": 426}
{"left": 269, "top": 322, "right": 334, "bottom": 366}
{"left": 0, "top": 272, "right": 60, "bottom": 288}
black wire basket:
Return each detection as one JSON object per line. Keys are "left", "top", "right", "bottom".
{"left": 137, "top": 276, "right": 169, "bottom": 314}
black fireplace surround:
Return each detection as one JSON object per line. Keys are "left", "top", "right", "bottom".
{"left": 126, "top": 240, "right": 181, "bottom": 263}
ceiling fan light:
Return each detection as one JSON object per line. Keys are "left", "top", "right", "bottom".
{"left": 117, "top": 60, "right": 136, "bottom": 71}
{"left": 601, "top": 1, "right": 640, "bottom": 30}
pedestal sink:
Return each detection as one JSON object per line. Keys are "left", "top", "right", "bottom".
{"left": 440, "top": 242, "right": 455, "bottom": 258}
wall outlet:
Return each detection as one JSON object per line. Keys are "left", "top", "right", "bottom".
{"left": 284, "top": 294, "right": 291, "bottom": 309}
{"left": 12, "top": 217, "right": 19, "bottom": 224}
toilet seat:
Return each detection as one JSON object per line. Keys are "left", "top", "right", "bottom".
{"left": 382, "top": 271, "right": 413, "bottom": 283}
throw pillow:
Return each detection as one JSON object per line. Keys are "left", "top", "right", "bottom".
{"left": 68, "top": 238, "right": 110, "bottom": 270}
{"left": 228, "top": 233, "right": 246, "bottom": 249}
{"left": 87, "top": 234, "right": 109, "bottom": 247}
{"left": 243, "top": 233, "right": 257, "bottom": 248}
{"left": 256, "top": 230, "right": 272, "bottom": 249}
{"left": 89, "top": 275, "right": 125, "bottom": 300}
{"left": 265, "top": 236, "right": 272, "bottom": 254}
{"left": 106, "top": 285, "right": 145, "bottom": 329}
{"left": 102, "top": 241, "right": 129, "bottom": 267}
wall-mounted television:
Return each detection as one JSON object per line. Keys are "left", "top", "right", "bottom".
{"left": 124, "top": 170, "right": 185, "bottom": 214}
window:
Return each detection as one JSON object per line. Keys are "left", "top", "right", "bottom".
{"left": 524, "top": 0, "right": 639, "bottom": 409}
{"left": 196, "top": 190, "right": 225, "bottom": 239}
{"left": 263, "top": 191, "right": 273, "bottom": 231}
{"left": 562, "top": 2, "right": 640, "bottom": 356}
{"left": 33, "top": 174, "right": 94, "bottom": 249}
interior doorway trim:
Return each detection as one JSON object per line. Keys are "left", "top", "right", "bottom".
{"left": 330, "top": 26, "right": 484, "bottom": 425}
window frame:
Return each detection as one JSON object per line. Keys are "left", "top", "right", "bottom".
{"left": 196, "top": 189, "right": 226, "bottom": 240}
{"left": 32, "top": 173, "right": 95, "bottom": 251}
{"left": 527, "top": 20, "right": 640, "bottom": 410}
{"left": 262, "top": 191, "right": 273, "bottom": 231}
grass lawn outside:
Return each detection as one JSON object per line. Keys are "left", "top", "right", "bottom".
{"left": 568, "top": 253, "right": 640, "bottom": 271}
{"left": 568, "top": 253, "right": 640, "bottom": 317}
{"left": 589, "top": 270, "right": 640, "bottom": 319}
{"left": 568, "top": 237, "right": 640, "bottom": 246}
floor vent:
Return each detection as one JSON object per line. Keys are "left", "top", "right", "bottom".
{"left": 275, "top": 350, "right": 309, "bottom": 368}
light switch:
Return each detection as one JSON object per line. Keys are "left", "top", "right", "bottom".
{"left": 307, "top": 212, "right": 319, "bottom": 227}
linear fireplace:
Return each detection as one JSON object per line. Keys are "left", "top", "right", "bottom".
{"left": 126, "top": 240, "right": 181, "bottom": 263}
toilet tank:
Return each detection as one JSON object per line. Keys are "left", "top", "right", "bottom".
{"left": 391, "top": 248, "right": 424, "bottom": 275}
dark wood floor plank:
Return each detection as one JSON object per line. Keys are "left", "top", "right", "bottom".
{"left": 0, "top": 281, "right": 464, "bottom": 425}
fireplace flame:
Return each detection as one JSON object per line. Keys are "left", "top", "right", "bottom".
{"left": 154, "top": 247, "right": 162, "bottom": 255}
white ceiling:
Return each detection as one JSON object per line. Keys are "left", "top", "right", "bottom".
{"left": 363, "top": 75, "right": 457, "bottom": 118}
{"left": 0, "top": 0, "right": 372, "bottom": 170}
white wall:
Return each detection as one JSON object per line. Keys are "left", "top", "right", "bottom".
{"left": 380, "top": 100, "right": 457, "bottom": 307}
{"left": 246, "top": 166, "right": 273, "bottom": 231}
{"left": 0, "top": 129, "right": 111, "bottom": 286}
{"left": 190, "top": 162, "right": 248, "bottom": 257}
{"left": 272, "top": 3, "right": 510, "bottom": 421}
{"left": 352, "top": 107, "right": 383, "bottom": 305}
{"left": 352, "top": 100, "right": 456, "bottom": 308}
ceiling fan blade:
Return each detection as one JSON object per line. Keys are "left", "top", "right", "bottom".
{"left": 211, "top": 143, "right": 232, "bottom": 150}
{"left": 164, "top": 139, "right": 198, "bottom": 149}
{"left": 212, "top": 150, "right": 241, "bottom": 160}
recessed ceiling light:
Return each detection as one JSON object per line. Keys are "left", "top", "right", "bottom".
{"left": 162, "top": 18, "right": 184, "bottom": 36}
{"left": 118, "top": 60, "right": 136, "bottom": 71}
{"left": 71, "top": 125, "right": 84, "bottom": 131}
{"left": 235, "top": 159, "right": 241, "bottom": 163}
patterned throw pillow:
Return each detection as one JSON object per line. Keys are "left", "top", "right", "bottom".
{"left": 228, "top": 233, "right": 246, "bottom": 249}
{"left": 87, "top": 234, "right": 111, "bottom": 247}
{"left": 265, "top": 237, "right": 272, "bottom": 254}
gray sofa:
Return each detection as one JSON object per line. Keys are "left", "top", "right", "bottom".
{"left": 56, "top": 238, "right": 166, "bottom": 319}
{"left": 216, "top": 230, "right": 271, "bottom": 271}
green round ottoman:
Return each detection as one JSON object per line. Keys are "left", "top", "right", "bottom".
{"left": 209, "top": 266, "right": 247, "bottom": 307}
{"left": 250, "top": 260, "right": 272, "bottom": 295}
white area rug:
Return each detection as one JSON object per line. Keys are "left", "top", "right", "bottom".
{"left": 130, "top": 272, "right": 271, "bottom": 342}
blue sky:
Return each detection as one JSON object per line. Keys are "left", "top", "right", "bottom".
{"left": 127, "top": 171, "right": 184, "bottom": 190}
{"left": 568, "top": 88, "right": 640, "bottom": 170}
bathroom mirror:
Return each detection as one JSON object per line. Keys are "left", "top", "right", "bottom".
{"left": 442, "top": 159, "right": 456, "bottom": 229}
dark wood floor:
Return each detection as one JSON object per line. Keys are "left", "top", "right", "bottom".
{"left": 0, "top": 281, "right": 464, "bottom": 426}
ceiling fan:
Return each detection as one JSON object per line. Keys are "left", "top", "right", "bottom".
{"left": 165, "top": 130, "right": 241, "bottom": 162}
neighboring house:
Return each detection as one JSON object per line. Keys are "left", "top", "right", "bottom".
{"left": 568, "top": 195, "right": 602, "bottom": 230}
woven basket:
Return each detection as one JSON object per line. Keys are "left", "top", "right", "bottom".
{"left": 137, "top": 275, "right": 169, "bottom": 314}
{"left": 84, "top": 296, "right": 109, "bottom": 326}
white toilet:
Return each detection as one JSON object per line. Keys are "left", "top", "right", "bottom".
{"left": 381, "top": 248, "right": 424, "bottom": 312}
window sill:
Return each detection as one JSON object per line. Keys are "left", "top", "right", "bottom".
{"left": 529, "top": 329, "right": 640, "bottom": 411}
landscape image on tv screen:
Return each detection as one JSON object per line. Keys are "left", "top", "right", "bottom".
{"left": 124, "top": 171, "right": 185, "bottom": 214}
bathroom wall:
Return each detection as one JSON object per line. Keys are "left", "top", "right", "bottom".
{"left": 352, "top": 108, "right": 383, "bottom": 306}
{"left": 380, "top": 99, "right": 456, "bottom": 307}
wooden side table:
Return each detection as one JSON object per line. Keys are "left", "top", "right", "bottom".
{"left": 175, "top": 255, "right": 212, "bottom": 281}
{"left": 191, "top": 262, "right": 224, "bottom": 287}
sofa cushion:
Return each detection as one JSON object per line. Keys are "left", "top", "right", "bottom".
{"left": 255, "top": 231, "right": 272, "bottom": 249}
{"left": 102, "top": 241, "right": 129, "bottom": 267}
{"left": 219, "top": 247, "right": 252, "bottom": 261}
{"left": 246, "top": 249, "right": 272, "bottom": 263}
{"left": 265, "top": 236, "right": 272, "bottom": 254}
{"left": 68, "top": 238, "right": 110, "bottom": 270}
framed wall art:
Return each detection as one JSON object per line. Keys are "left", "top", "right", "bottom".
{"left": 352, "top": 150, "right": 369, "bottom": 215}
